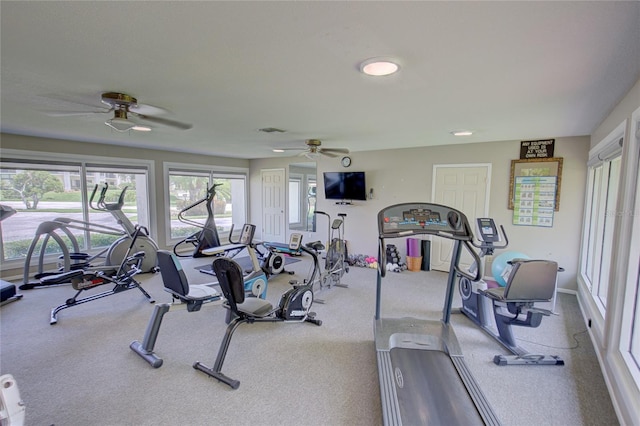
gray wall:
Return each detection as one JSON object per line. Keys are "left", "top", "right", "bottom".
{"left": 250, "top": 136, "right": 590, "bottom": 291}
{"left": 1, "top": 133, "right": 589, "bottom": 291}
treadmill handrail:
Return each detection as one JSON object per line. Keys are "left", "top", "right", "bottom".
{"left": 379, "top": 237, "right": 387, "bottom": 278}
{"left": 455, "top": 240, "right": 482, "bottom": 282}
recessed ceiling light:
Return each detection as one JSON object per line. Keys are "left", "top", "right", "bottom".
{"left": 272, "top": 149, "right": 285, "bottom": 153}
{"left": 451, "top": 130, "right": 473, "bottom": 136}
{"left": 360, "top": 58, "right": 400, "bottom": 76}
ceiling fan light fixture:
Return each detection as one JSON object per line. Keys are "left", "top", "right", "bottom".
{"left": 360, "top": 58, "right": 400, "bottom": 76}
{"left": 304, "top": 152, "right": 321, "bottom": 160}
{"left": 272, "top": 149, "right": 285, "bottom": 153}
{"left": 132, "top": 125, "right": 152, "bottom": 132}
{"left": 105, "top": 117, "right": 136, "bottom": 132}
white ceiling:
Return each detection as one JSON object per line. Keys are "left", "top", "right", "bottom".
{"left": 1, "top": 1, "right": 639, "bottom": 160}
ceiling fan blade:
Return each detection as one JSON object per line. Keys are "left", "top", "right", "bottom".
{"left": 320, "top": 148, "right": 350, "bottom": 154}
{"left": 44, "top": 109, "right": 111, "bottom": 117}
{"left": 129, "top": 104, "right": 170, "bottom": 116}
{"left": 320, "top": 151, "right": 339, "bottom": 158}
{"left": 134, "top": 113, "right": 193, "bottom": 130}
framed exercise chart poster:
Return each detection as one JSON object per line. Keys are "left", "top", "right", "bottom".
{"left": 508, "top": 157, "right": 563, "bottom": 211}
{"left": 512, "top": 176, "right": 557, "bottom": 227}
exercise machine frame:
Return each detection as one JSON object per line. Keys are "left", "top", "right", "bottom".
{"left": 130, "top": 249, "right": 222, "bottom": 368}
{"left": 459, "top": 218, "right": 563, "bottom": 366}
{"left": 306, "top": 210, "right": 349, "bottom": 303}
{"left": 193, "top": 240, "right": 322, "bottom": 389}
{"left": 374, "top": 202, "right": 500, "bottom": 426}
{"left": 0, "top": 205, "right": 23, "bottom": 306}
{"left": 49, "top": 225, "right": 156, "bottom": 324}
{"left": 22, "top": 183, "right": 158, "bottom": 289}
{"left": 173, "top": 183, "right": 222, "bottom": 257}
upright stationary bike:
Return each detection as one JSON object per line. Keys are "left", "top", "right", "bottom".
{"left": 306, "top": 211, "right": 348, "bottom": 302}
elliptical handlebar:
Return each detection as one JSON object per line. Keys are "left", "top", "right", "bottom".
{"left": 89, "top": 183, "right": 128, "bottom": 212}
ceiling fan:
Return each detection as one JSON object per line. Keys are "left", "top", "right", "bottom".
{"left": 276, "top": 139, "right": 349, "bottom": 159}
{"left": 46, "top": 92, "right": 192, "bottom": 132}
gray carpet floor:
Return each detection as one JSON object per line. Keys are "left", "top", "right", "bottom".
{"left": 0, "top": 256, "right": 618, "bottom": 425}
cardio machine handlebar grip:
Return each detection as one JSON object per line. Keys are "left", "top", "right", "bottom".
{"left": 454, "top": 240, "right": 482, "bottom": 282}
{"left": 379, "top": 237, "right": 386, "bottom": 278}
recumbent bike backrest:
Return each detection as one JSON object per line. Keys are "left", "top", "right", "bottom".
{"left": 157, "top": 250, "right": 191, "bottom": 298}
{"left": 503, "top": 259, "right": 558, "bottom": 302}
{"left": 211, "top": 257, "right": 246, "bottom": 313}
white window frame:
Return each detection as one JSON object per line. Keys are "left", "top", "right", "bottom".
{"left": 619, "top": 107, "right": 640, "bottom": 385}
{"left": 579, "top": 121, "right": 625, "bottom": 316}
{"left": 163, "top": 162, "right": 249, "bottom": 248}
{"left": 0, "top": 148, "right": 155, "bottom": 269}
{"left": 288, "top": 173, "right": 302, "bottom": 226}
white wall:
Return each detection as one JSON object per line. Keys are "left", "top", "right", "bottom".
{"left": 250, "top": 136, "right": 590, "bottom": 291}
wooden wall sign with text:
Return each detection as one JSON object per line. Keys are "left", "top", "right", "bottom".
{"left": 520, "top": 139, "right": 555, "bottom": 159}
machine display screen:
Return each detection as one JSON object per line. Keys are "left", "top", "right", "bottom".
{"left": 476, "top": 218, "right": 500, "bottom": 242}
{"left": 378, "top": 203, "right": 472, "bottom": 240}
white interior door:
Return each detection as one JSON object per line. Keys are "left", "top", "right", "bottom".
{"left": 261, "top": 168, "right": 286, "bottom": 243}
{"left": 431, "top": 164, "right": 490, "bottom": 272}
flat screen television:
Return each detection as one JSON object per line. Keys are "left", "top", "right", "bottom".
{"left": 323, "top": 171, "right": 367, "bottom": 201}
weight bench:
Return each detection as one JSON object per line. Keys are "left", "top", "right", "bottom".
{"left": 130, "top": 250, "right": 221, "bottom": 368}
{"left": 482, "top": 259, "right": 564, "bottom": 365}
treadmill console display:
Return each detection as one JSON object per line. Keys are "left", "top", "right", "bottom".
{"left": 378, "top": 203, "right": 472, "bottom": 240}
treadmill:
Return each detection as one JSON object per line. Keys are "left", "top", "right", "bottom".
{"left": 374, "top": 202, "right": 500, "bottom": 426}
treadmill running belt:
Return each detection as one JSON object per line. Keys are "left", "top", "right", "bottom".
{"left": 389, "top": 348, "right": 483, "bottom": 425}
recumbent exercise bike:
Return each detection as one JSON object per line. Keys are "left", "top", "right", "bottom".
{"left": 131, "top": 228, "right": 322, "bottom": 386}
{"left": 458, "top": 217, "right": 564, "bottom": 366}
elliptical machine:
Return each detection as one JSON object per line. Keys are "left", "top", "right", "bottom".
{"left": 22, "top": 183, "right": 158, "bottom": 289}
{"left": 173, "top": 183, "right": 222, "bottom": 257}
{"left": 459, "top": 217, "right": 563, "bottom": 366}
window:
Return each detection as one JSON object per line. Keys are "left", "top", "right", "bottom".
{"left": 166, "top": 164, "right": 247, "bottom": 246}
{"left": 620, "top": 178, "right": 640, "bottom": 380}
{"left": 0, "top": 153, "right": 151, "bottom": 267}
{"left": 579, "top": 124, "right": 624, "bottom": 313}
{"left": 619, "top": 109, "right": 640, "bottom": 385}
{"left": 85, "top": 165, "right": 151, "bottom": 250}
{"left": 289, "top": 176, "right": 301, "bottom": 225}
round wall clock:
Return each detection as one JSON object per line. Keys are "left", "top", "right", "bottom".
{"left": 341, "top": 156, "right": 352, "bottom": 167}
